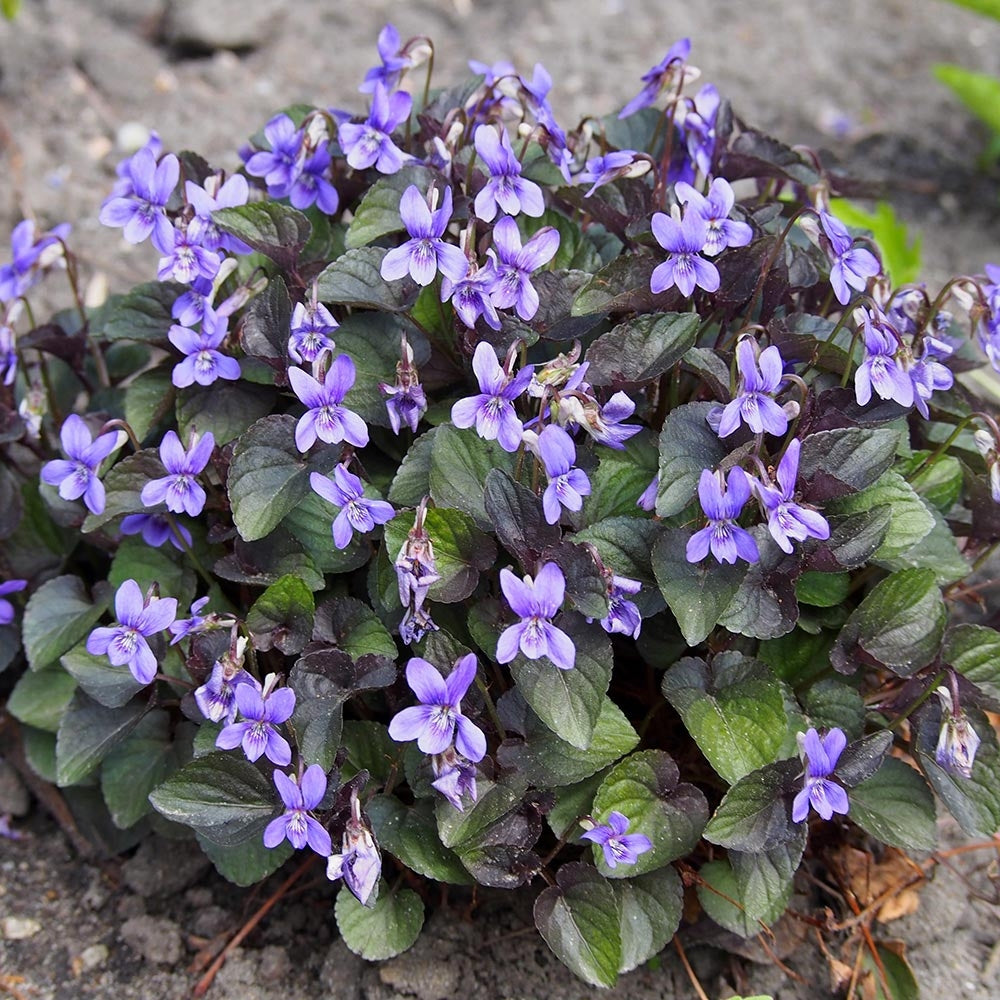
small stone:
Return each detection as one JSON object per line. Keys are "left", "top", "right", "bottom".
{"left": 115, "top": 121, "right": 152, "bottom": 155}
{"left": 164, "top": 0, "right": 278, "bottom": 51}
{"left": 78, "top": 943, "right": 109, "bottom": 972}
{"left": 258, "top": 945, "right": 290, "bottom": 984}
{"left": 378, "top": 954, "right": 460, "bottom": 1000}
{"left": 122, "top": 835, "right": 210, "bottom": 899}
{"left": 320, "top": 940, "right": 365, "bottom": 1000}
{"left": 191, "top": 905, "right": 231, "bottom": 938}
{"left": 0, "top": 757, "right": 30, "bottom": 816}
{"left": 1, "top": 916, "right": 42, "bottom": 940}
{"left": 120, "top": 914, "right": 183, "bottom": 965}
{"left": 184, "top": 887, "right": 213, "bottom": 908}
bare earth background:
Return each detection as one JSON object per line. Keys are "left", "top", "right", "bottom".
{"left": 1, "top": 1, "right": 1000, "bottom": 997}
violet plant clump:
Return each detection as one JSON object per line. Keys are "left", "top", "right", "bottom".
{"left": 4, "top": 24, "right": 1000, "bottom": 993}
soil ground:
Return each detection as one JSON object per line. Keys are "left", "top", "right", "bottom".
{"left": 2, "top": 1, "right": 1000, "bottom": 997}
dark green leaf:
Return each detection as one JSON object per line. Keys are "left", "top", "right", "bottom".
{"left": 574, "top": 515, "right": 663, "bottom": 617}
{"left": 287, "top": 656, "right": 347, "bottom": 773}
{"left": 656, "top": 402, "right": 729, "bottom": 517}
{"left": 241, "top": 275, "right": 291, "bottom": 361}
{"left": 520, "top": 211, "right": 602, "bottom": 272}
{"left": 614, "top": 867, "right": 682, "bottom": 974}
{"left": 316, "top": 246, "right": 417, "bottom": 312}
{"left": 81, "top": 450, "right": 164, "bottom": 532}
{"left": 90, "top": 281, "right": 182, "bottom": 344}
{"left": 282, "top": 488, "right": 374, "bottom": 577}
{"left": 109, "top": 536, "right": 196, "bottom": 611}
{"left": 579, "top": 432, "right": 659, "bottom": 527}
{"left": 214, "top": 202, "right": 311, "bottom": 270}
{"left": 22, "top": 575, "right": 110, "bottom": 672}
{"left": 340, "top": 720, "right": 404, "bottom": 785}
{"left": 652, "top": 528, "right": 746, "bottom": 646}
{"left": 848, "top": 757, "right": 937, "bottom": 850}
{"left": 313, "top": 596, "right": 398, "bottom": 660}
{"left": 571, "top": 253, "right": 658, "bottom": 317}
{"left": 880, "top": 507, "right": 969, "bottom": 586}
{"left": 388, "top": 427, "right": 436, "bottom": 506}
{"left": 759, "top": 628, "right": 835, "bottom": 685}
{"left": 661, "top": 654, "right": 788, "bottom": 785}
{"left": 798, "top": 427, "right": 900, "bottom": 501}
{"left": 435, "top": 772, "right": 530, "bottom": 850}
{"left": 812, "top": 506, "right": 892, "bottom": 571}
{"left": 7, "top": 664, "right": 77, "bottom": 732}
{"left": 718, "top": 528, "right": 799, "bottom": 640}
{"left": 897, "top": 451, "right": 963, "bottom": 512}
{"left": 802, "top": 679, "right": 865, "bottom": 739}
{"left": 796, "top": 571, "right": 850, "bottom": 608}
{"left": 60, "top": 643, "right": 145, "bottom": 708}
{"left": 55, "top": 691, "right": 147, "bottom": 786}
{"left": 510, "top": 615, "right": 612, "bottom": 750}
{"left": 176, "top": 380, "right": 278, "bottom": 446}
{"left": 833, "top": 730, "right": 893, "bottom": 787}
{"left": 591, "top": 749, "right": 709, "bottom": 876}
{"left": 124, "top": 367, "right": 175, "bottom": 442}
{"left": 246, "top": 574, "right": 315, "bottom": 654}
{"left": 335, "top": 884, "right": 424, "bottom": 957}
{"left": 698, "top": 855, "right": 788, "bottom": 938}
{"left": 483, "top": 468, "right": 560, "bottom": 566}
{"left": 729, "top": 828, "right": 806, "bottom": 926}
{"left": 197, "top": 830, "right": 292, "bottom": 887}
{"left": 945, "top": 624, "right": 1000, "bottom": 706}
{"left": 586, "top": 313, "right": 699, "bottom": 387}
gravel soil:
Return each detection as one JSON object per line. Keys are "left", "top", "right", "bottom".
{"left": 2, "top": 1, "right": 1000, "bottom": 997}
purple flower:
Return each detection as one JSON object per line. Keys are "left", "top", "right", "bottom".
{"left": 686, "top": 467, "right": 759, "bottom": 565}
{"left": 752, "top": 440, "right": 830, "bottom": 554}
{"left": 0, "top": 219, "right": 71, "bottom": 300}
{"left": 120, "top": 513, "right": 192, "bottom": 551}
{"left": 0, "top": 325, "right": 15, "bottom": 387}
{"left": 538, "top": 424, "right": 591, "bottom": 524}
{"left": 169, "top": 306, "right": 241, "bottom": 389}
{"left": 140, "top": 430, "right": 214, "bottom": 517}
{"left": 263, "top": 765, "right": 332, "bottom": 856}
{"left": 599, "top": 575, "right": 642, "bottom": 639}
{"left": 557, "top": 390, "right": 642, "bottom": 450}
{"left": 716, "top": 340, "right": 788, "bottom": 438}
{"left": 245, "top": 114, "right": 304, "bottom": 199}
{"left": 820, "top": 211, "right": 881, "bottom": 305}
{"left": 40, "top": 414, "right": 124, "bottom": 515}
{"left": 935, "top": 686, "right": 980, "bottom": 779}
{"left": 473, "top": 125, "right": 545, "bottom": 223}
{"left": 581, "top": 811, "right": 653, "bottom": 868}
{"left": 0, "top": 579, "right": 27, "bottom": 626}
{"left": 909, "top": 337, "right": 954, "bottom": 419}
{"left": 618, "top": 38, "right": 692, "bottom": 119}
{"left": 854, "top": 308, "right": 914, "bottom": 409}
{"left": 451, "top": 341, "right": 533, "bottom": 453}
{"left": 441, "top": 260, "right": 502, "bottom": 331}
{"left": 327, "top": 789, "right": 381, "bottom": 906}
{"left": 106, "top": 131, "right": 163, "bottom": 200}
{"left": 156, "top": 225, "right": 221, "bottom": 285}
{"left": 185, "top": 174, "right": 252, "bottom": 254}
{"left": 650, "top": 209, "right": 719, "bottom": 297}
{"left": 679, "top": 83, "right": 720, "bottom": 180}
{"left": 637, "top": 473, "right": 658, "bottom": 511}
{"left": 676, "top": 178, "right": 752, "bottom": 256}
{"left": 338, "top": 82, "right": 412, "bottom": 174}
{"left": 86, "top": 579, "right": 178, "bottom": 685}
{"left": 193, "top": 660, "right": 258, "bottom": 724}
{"left": 388, "top": 654, "right": 487, "bottom": 761}
{"left": 792, "top": 727, "right": 849, "bottom": 823}
{"left": 171, "top": 275, "right": 214, "bottom": 328}
{"left": 487, "top": 216, "right": 560, "bottom": 321}
{"left": 395, "top": 508, "right": 440, "bottom": 645}
{"left": 98, "top": 148, "right": 178, "bottom": 254}
{"left": 977, "top": 264, "right": 1000, "bottom": 372}
{"left": 379, "top": 338, "right": 427, "bottom": 434}
{"left": 289, "top": 144, "right": 340, "bottom": 215}
{"left": 360, "top": 23, "right": 412, "bottom": 94}
{"left": 431, "top": 748, "right": 478, "bottom": 811}
{"left": 496, "top": 562, "right": 575, "bottom": 671}
{"left": 577, "top": 151, "right": 640, "bottom": 198}
{"left": 380, "top": 186, "right": 468, "bottom": 286}
{"left": 169, "top": 596, "right": 212, "bottom": 646}
{"left": 519, "top": 63, "right": 570, "bottom": 172}
{"left": 289, "top": 298, "right": 339, "bottom": 365}
{"left": 289, "top": 355, "right": 369, "bottom": 452}
{"left": 310, "top": 465, "right": 394, "bottom": 549}
{"left": 216, "top": 679, "right": 295, "bottom": 766}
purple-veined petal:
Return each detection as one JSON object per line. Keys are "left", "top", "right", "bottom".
{"left": 381, "top": 243, "right": 414, "bottom": 282}
{"left": 263, "top": 815, "right": 289, "bottom": 848}
{"left": 455, "top": 716, "right": 487, "bottom": 762}
{"left": 532, "top": 561, "right": 566, "bottom": 617}
{"left": 388, "top": 704, "right": 435, "bottom": 743}
{"left": 542, "top": 622, "right": 576, "bottom": 670}
{"left": 495, "top": 621, "right": 525, "bottom": 663}
{"left": 444, "top": 653, "right": 478, "bottom": 705}
{"left": 273, "top": 769, "right": 302, "bottom": 810}
{"left": 406, "top": 657, "right": 447, "bottom": 705}
{"left": 499, "top": 568, "right": 535, "bottom": 618}
{"left": 263, "top": 729, "right": 292, "bottom": 766}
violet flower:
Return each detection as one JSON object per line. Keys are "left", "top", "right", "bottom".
{"left": 496, "top": 562, "right": 575, "bottom": 671}
{"left": 0, "top": 325, "right": 15, "bottom": 387}
{"left": 40, "top": 414, "right": 124, "bottom": 515}
{"left": 577, "top": 151, "right": 640, "bottom": 198}
{"left": 185, "top": 174, "right": 252, "bottom": 254}
{"left": 686, "top": 467, "right": 759, "bottom": 565}
{"left": 680, "top": 83, "right": 720, "bottom": 180}
{"left": 650, "top": 209, "right": 719, "bottom": 297}
{"left": 380, "top": 185, "right": 468, "bottom": 286}
{"left": 854, "top": 308, "right": 914, "bottom": 409}
{"left": 327, "top": 789, "right": 381, "bottom": 906}
{"left": 717, "top": 340, "right": 788, "bottom": 438}
{"left": 473, "top": 125, "right": 545, "bottom": 222}
{"left": 819, "top": 211, "right": 881, "bottom": 305}
{"left": 169, "top": 596, "right": 211, "bottom": 645}
{"left": 599, "top": 575, "right": 642, "bottom": 639}
{"left": 290, "top": 144, "right": 339, "bottom": 215}
{"left": 263, "top": 765, "right": 332, "bottom": 856}
{"left": 0, "top": 579, "right": 27, "bottom": 626}
{"left": 538, "top": 424, "right": 591, "bottom": 524}
{"left": 431, "top": 747, "right": 478, "bottom": 811}
{"left": 120, "top": 513, "right": 192, "bottom": 551}
{"left": 309, "top": 465, "right": 394, "bottom": 549}
{"left": 676, "top": 178, "right": 752, "bottom": 256}
{"left": 556, "top": 390, "right": 642, "bottom": 450}
{"left": 637, "top": 473, "right": 659, "bottom": 511}
{"left": 752, "top": 439, "right": 830, "bottom": 554}
{"left": 169, "top": 306, "right": 241, "bottom": 388}
{"left": 338, "top": 81, "right": 412, "bottom": 174}
{"left": 451, "top": 341, "right": 533, "bottom": 453}
{"left": 98, "top": 148, "right": 178, "bottom": 254}
{"left": 288, "top": 355, "right": 369, "bottom": 452}
{"left": 360, "top": 23, "right": 412, "bottom": 94}
{"left": 156, "top": 225, "right": 221, "bottom": 285}
{"left": 395, "top": 508, "right": 441, "bottom": 645}
{"left": 487, "top": 215, "right": 560, "bottom": 321}
{"left": 581, "top": 811, "right": 652, "bottom": 868}
{"left": 171, "top": 275, "right": 214, "bottom": 328}
{"left": 289, "top": 299, "right": 339, "bottom": 365}
{"left": 193, "top": 660, "right": 258, "bottom": 725}
{"left": 909, "top": 336, "right": 954, "bottom": 419}
{"left": 441, "top": 260, "right": 502, "bottom": 331}
{"left": 388, "top": 654, "right": 487, "bottom": 761}
{"left": 792, "top": 727, "right": 849, "bottom": 823}
{"left": 379, "top": 336, "right": 426, "bottom": 433}
{"left": 935, "top": 686, "right": 980, "bottom": 779}
{"left": 0, "top": 219, "right": 71, "bottom": 300}
{"left": 86, "top": 578, "right": 178, "bottom": 685}
{"left": 244, "top": 114, "right": 304, "bottom": 199}
{"left": 216, "top": 678, "right": 295, "bottom": 766}
{"left": 141, "top": 430, "right": 215, "bottom": 517}
{"left": 618, "top": 38, "right": 692, "bottom": 119}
